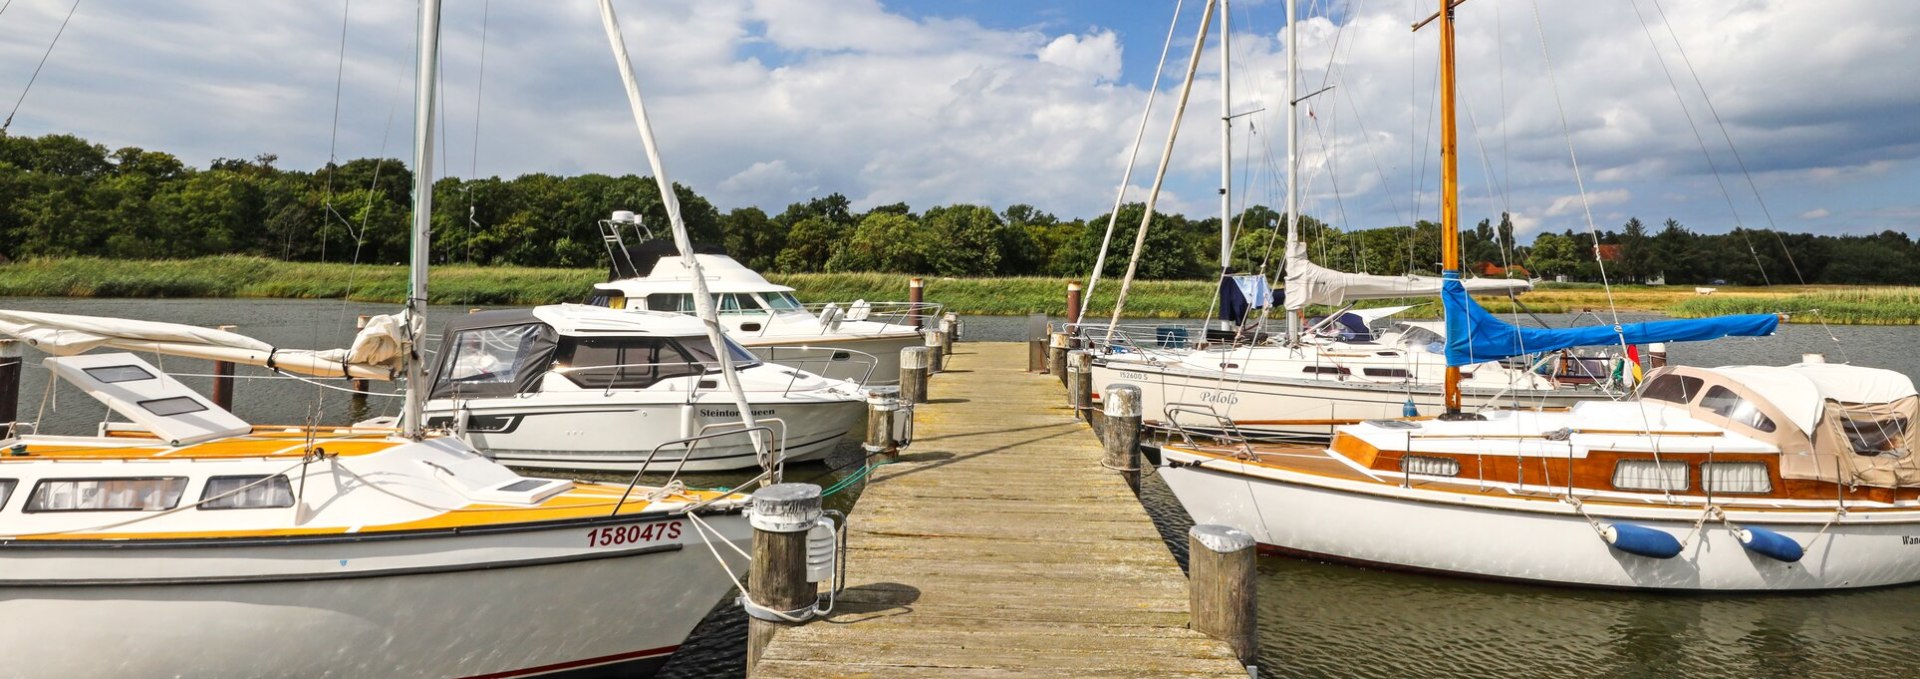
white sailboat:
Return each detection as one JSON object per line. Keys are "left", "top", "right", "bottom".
{"left": 588, "top": 214, "right": 930, "bottom": 386}
{"left": 1086, "top": 0, "right": 1603, "bottom": 441}
{"left": 0, "top": 2, "right": 760, "bottom": 675}
{"left": 1152, "top": 1, "right": 1913, "bottom": 591}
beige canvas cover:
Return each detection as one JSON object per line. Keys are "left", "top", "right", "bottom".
{"left": 1791, "top": 395, "right": 1920, "bottom": 488}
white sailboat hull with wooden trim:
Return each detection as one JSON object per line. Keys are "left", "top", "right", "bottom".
{"left": 1093, "top": 357, "right": 1596, "bottom": 440}
{"left": 0, "top": 513, "right": 750, "bottom": 678}
{"left": 1160, "top": 447, "right": 1920, "bottom": 590}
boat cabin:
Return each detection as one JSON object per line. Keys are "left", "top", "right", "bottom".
{"left": 1331, "top": 362, "right": 1920, "bottom": 503}
{"left": 426, "top": 304, "right": 764, "bottom": 401}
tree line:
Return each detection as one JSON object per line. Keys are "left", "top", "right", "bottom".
{"left": 1, "top": 132, "right": 1911, "bottom": 286}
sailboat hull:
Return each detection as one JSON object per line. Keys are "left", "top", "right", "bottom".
{"left": 0, "top": 513, "right": 752, "bottom": 677}
{"left": 1160, "top": 449, "right": 1920, "bottom": 591}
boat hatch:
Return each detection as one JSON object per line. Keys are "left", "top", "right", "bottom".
{"left": 45, "top": 353, "right": 248, "bottom": 446}
{"left": 437, "top": 473, "right": 574, "bottom": 506}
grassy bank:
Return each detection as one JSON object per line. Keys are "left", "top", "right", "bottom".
{"left": 0, "top": 256, "right": 1912, "bottom": 323}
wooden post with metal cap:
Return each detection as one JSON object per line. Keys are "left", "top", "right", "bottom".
{"left": 745, "top": 483, "right": 823, "bottom": 675}
{"left": 908, "top": 277, "right": 925, "bottom": 330}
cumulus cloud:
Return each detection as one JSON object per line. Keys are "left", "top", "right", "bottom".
{"left": 1799, "top": 208, "right": 1831, "bottom": 220}
{"left": 0, "top": 0, "right": 1910, "bottom": 239}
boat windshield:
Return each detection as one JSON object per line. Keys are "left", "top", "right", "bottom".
{"left": 646, "top": 293, "right": 768, "bottom": 315}
{"left": 763, "top": 291, "right": 805, "bottom": 312}
{"left": 679, "top": 336, "right": 763, "bottom": 370}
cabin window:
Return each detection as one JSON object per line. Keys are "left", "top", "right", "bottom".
{"left": 1703, "top": 462, "right": 1772, "bottom": 494}
{"left": 677, "top": 336, "right": 764, "bottom": 370}
{"left": 1699, "top": 386, "right": 1777, "bottom": 433}
{"left": 763, "top": 291, "right": 805, "bottom": 311}
{"left": 646, "top": 293, "right": 764, "bottom": 314}
{"left": 1302, "top": 366, "right": 1350, "bottom": 376}
{"left": 1612, "top": 459, "right": 1689, "bottom": 492}
{"left": 440, "top": 324, "right": 544, "bottom": 389}
{"left": 1362, "top": 368, "right": 1410, "bottom": 379}
{"left": 555, "top": 337, "right": 709, "bottom": 389}
{"left": 1842, "top": 415, "right": 1910, "bottom": 456}
{"left": 1640, "top": 374, "right": 1704, "bottom": 404}
{"left": 199, "top": 475, "right": 296, "bottom": 510}
{"left": 647, "top": 293, "right": 696, "bottom": 313}
{"left": 1403, "top": 455, "right": 1460, "bottom": 477}
{"left": 25, "top": 477, "right": 188, "bottom": 512}
{"left": 0, "top": 479, "right": 14, "bottom": 509}
{"left": 83, "top": 365, "right": 157, "bottom": 384}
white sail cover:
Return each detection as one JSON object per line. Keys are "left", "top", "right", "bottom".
{"left": 0, "top": 310, "right": 406, "bottom": 380}
{"left": 1284, "top": 242, "right": 1533, "bottom": 311}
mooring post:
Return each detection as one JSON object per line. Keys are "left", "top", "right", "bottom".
{"left": 1048, "top": 331, "right": 1070, "bottom": 384}
{"left": 1026, "top": 313, "right": 1048, "bottom": 373}
{"left": 0, "top": 339, "right": 20, "bottom": 433}
{"left": 352, "top": 316, "right": 374, "bottom": 394}
{"left": 746, "top": 483, "right": 823, "bottom": 675}
{"left": 1102, "top": 383, "right": 1143, "bottom": 493}
{"left": 1189, "top": 524, "right": 1258, "bottom": 669}
{"left": 212, "top": 325, "right": 238, "bottom": 411}
{"left": 900, "top": 347, "right": 931, "bottom": 404}
{"left": 864, "top": 388, "right": 903, "bottom": 462}
{"left": 908, "top": 277, "right": 925, "bottom": 330}
{"left": 1066, "top": 350, "right": 1094, "bottom": 421}
{"left": 922, "top": 329, "right": 945, "bottom": 374}
{"left": 942, "top": 311, "right": 960, "bottom": 342}
{"left": 1065, "top": 281, "right": 1083, "bottom": 329}
{"left": 938, "top": 320, "right": 955, "bottom": 356}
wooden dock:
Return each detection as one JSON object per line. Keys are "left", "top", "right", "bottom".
{"left": 752, "top": 341, "right": 1248, "bottom": 678}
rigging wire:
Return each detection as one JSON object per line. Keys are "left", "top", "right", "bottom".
{"left": 3, "top": 0, "right": 82, "bottom": 132}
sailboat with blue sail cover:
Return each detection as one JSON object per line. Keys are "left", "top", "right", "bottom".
{"left": 1154, "top": 0, "right": 1920, "bottom": 591}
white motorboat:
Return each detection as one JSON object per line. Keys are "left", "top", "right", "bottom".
{"left": 423, "top": 304, "right": 867, "bottom": 472}
{"left": 588, "top": 215, "right": 931, "bottom": 385}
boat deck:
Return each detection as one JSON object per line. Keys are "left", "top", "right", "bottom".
{"left": 751, "top": 341, "right": 1247, "bottom": 678}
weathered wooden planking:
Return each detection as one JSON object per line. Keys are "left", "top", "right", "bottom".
{"left": 753, "top": 342, "right": 1249, "bottom": 678}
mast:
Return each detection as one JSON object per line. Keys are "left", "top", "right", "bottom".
{"left": 1218, "top": 0, "right": 1232, "bottom": 290}
{"left": 402, "top": 0, "right": 441, "bottom": 440}
{"left": 1436, "top": 0, "right": 1464, "bottom": 415}
{"left": 1283, "top": 0, "right": 1300, "bottom": 342}
{"left": 596, "top": 0, "right": 769, "bottom": 472}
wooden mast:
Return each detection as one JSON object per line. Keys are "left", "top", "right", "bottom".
{"left": 1436, "top": 0, "right": 1464, "bottom": 415}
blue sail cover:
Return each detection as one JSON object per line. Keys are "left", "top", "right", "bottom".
{"left": 1441, "top": 274, "right": 1778, "bottom": 367}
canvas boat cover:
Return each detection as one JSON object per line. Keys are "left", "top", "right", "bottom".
{"left": 1283, "top": 242, "right": 1532, "bottom": 311}
{"left": 1440, "top": 276, "right": 1779, "bottom": 367}
{"left": 0, "top": 309, "right": 409, "bottom": 380}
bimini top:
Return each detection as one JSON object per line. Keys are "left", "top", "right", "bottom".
{"left": 428, "top": 304, "right": 759, "bottom": 400}
{"left": 1656, "top": 363, "right": 1917, "bottom": 436}
{"left": 593, "top": 251, "right": 795, "bottom": 297}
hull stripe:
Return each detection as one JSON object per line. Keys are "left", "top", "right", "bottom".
{"left": 460, "top": 645, "right": 680, "bottom": 679}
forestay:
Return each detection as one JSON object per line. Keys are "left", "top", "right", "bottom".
{"left": 0, "top": 309, "right": 406, "bottom": 380}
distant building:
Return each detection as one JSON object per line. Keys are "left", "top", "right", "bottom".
{"left": 1594, "top": 244, "right": 1624, "bottom": 262}
{"left": 1469, "top": 261, "right": 1531, "bottom": 278}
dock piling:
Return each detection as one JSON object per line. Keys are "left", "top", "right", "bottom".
{"left": 908, "top": 277, "right": 925, "bottom": 329}
{"left": 1102, "top": 383, "right": 1143, "bottom": 493}
{"left": 212, "top": 325, "right": 238, "bottom": 411}
{"left": 1188, "top": 524, "right": 1258, "bottom": 669}
{"left": 941, "top": 312, "right": 960, "bottom": 342}
{"left": 922, "top": 330, "right": 945, "bottom": 374}
{"left": 1026, "top": 313, "right": 1048, "bottom": 372}
{"left": 1066, "top": 350, "right": 1093, "bottom": 421}
{"left": 899, "top": 347, "right": 930, "bottom": 404}
{"left": 1048, "top": 331, "right": 1070, "bottom": 383}
{"left": 1066, "top": 281, "right": 1083, "bottom": 328}
{"left": 746, "top": 483, "right": 824, "bottom": 676}
{"left": 864, "top": 389, "right": 906, "bottom": 462}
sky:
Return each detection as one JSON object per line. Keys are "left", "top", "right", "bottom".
{"left": 0, "top": 0, "right": 1914, "bottom": 242}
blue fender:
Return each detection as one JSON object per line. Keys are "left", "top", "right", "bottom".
{"left": 1602, "top": 522, "right": 1683, "bottom": 559}
{"left": 1737, "top": 526, "right": 1805, "bottom": 563}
